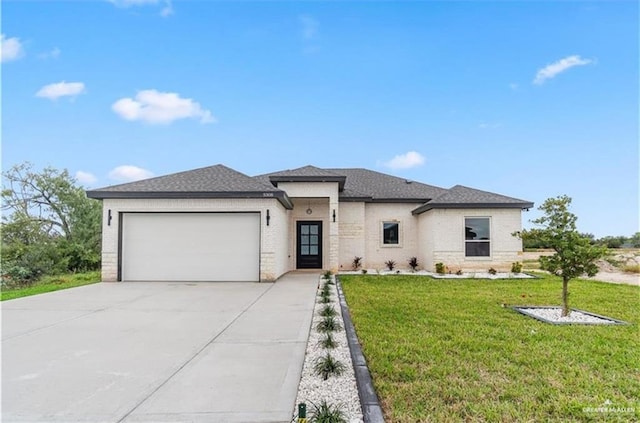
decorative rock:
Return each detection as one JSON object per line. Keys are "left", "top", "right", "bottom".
{"left": 514, "top": 307, "right": 627, "bottom": 325}
{"left": 294, "top": 276, "right": 364, "bottom": 423}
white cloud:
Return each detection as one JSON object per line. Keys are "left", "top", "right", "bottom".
{"left": 533, "top": 55, "right": 593, "bottom": 85}
{"left": 384, "top": 151, "right": 426, "bottom": 170}
{"left": 108, "top": 165, "right": 154, "bottom": 182}
{"left": 38, "top": 47, "right": 61, "bottom": 60}
{"left": 112, "top": 89, "right": 215, "bottom": 124}
{"left": 299, "top": 15, "right": 319, "bottom": 39}
{"left": 1, "top": 34, "right": 25, "bottom": 63}
{"left": 75, "top": 171, "right": 97, "bottom": 185}
{"left": 509, "top": 83, "right": 519, "bottom": 91}
{"left": 36, "top": 81, "right": 86, "bottom": 100}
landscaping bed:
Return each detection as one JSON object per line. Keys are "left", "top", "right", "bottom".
{"left": 340, "top": 274, "right": 639, "bottom": 422}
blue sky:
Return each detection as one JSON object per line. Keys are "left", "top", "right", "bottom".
{"left": 2, "top": 1, "right": 638, "bottom": 237}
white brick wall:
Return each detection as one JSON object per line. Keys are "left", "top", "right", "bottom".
{"left": 99, "top": 189, "right": 527, "bottom": 280}
{"left": 277, "top": 182, "right": 340, "bottom": 272}
{"left": 338, "top": 202, "right": 365, "bottom": 271}
{"left": 363, "top": 203, "right": 420, "bottom": 271}
{"left": 100, "top": 198, "right": 288, "bottom": 282}
{"left": 417, "top": 208, "right": 525, "bottom": 272}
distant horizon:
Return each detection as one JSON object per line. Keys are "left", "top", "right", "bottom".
{"left": 3, "top": 1, "right": 638, "bottom": 238}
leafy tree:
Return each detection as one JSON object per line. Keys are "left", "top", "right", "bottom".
{"left": 630, "top": 232, "right": 640, "bottom": 248}
{"left": 596, "top": 235, "right": 626, "bottom": 249}
{"left": 1, "top": 163, "right": 102, "bottom": 283}
{"left": 516, "top": 195, "right": 607, "bottom": 316}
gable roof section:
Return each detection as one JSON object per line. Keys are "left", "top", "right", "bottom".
{"left": 86, "top": 164, "right": 293, "bottom": 209}
{"left": 260, "top": 165, "right": 347, "bottom": 191}
{"left": 412, "top": 185, "right": 534, "bottom": 214}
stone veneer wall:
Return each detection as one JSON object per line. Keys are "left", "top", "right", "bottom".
{"left": 418, "top": 208, "right": 524, "bottom": 272}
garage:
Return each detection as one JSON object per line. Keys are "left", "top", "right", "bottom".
{"left": 121, "top": 212, "right": 260, "bottom": 282}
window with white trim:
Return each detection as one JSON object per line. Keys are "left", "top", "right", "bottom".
{"left": 465, "top": 217, "right": 490, "bottom": 257}
{"left": 382, "top": 221, "right": 400, "bottom": 245}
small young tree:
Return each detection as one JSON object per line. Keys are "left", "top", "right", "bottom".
{"left": 517, "top": 195, "right": 607, "bottom": 316}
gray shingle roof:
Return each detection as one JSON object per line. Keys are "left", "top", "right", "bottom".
{"left": 266, "top": 165, "right": 343, "bottom": 178}
{"left": 412, "top": 185, "right": 534, "bottom": 214}
{"left": 86, "top": 164, "right": 533, "bottom": 212}
{"left": 86, "top": 164, "right": 293, "bottom": 208}
{"left": 328, "top": 168, "right": 447, "bottom": 201}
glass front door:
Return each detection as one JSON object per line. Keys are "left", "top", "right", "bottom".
{"left": 296, "top": 221, "right": 323, "bottom": 269}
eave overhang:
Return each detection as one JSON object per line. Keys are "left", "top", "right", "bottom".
{"left": 411, "top": 201, "right": 535, "bottom": 215}
{"left": 86, "top": 190, "right": 294, "bottom": 210}
{"left": 269, "top": 175, "right": 347, "bottom": 191}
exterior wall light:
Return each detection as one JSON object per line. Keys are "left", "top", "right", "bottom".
{"left": 266, "top": 209, "right": 270, "bottom": 226}
{"left": 332, "top": 209, "right": 336, "bottom": 222}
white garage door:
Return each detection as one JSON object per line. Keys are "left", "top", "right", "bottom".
{"left": 121, "top": 213, "right": 260, "bottom": 282}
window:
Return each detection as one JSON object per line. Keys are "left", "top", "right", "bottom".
{"left": 383, "top": 222, "right": 399, "bottom": 245}
{"left": 465, "top": 217, "right": 490, "bottom": 257}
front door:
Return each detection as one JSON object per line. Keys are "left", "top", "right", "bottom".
{"left": 297, "top": 221, "right": 323, "bottom": 269}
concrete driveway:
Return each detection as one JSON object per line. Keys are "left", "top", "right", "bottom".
{"left": 2, "top": 272, "right": 319, "bottom": 422}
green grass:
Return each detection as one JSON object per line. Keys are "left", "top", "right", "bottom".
{"left": 1, "top": 271, "right": 101, "bottom": 301}
{"left": 340, "top": 274, "right": 639, "bottom": 422}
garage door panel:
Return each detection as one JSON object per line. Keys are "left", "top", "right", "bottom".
{"left": 122, "top": 213, "right": 260, "bottom": 282}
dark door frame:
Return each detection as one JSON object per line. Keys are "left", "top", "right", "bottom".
{"left": 296, "top": 220, "right": 323, "bottom": 269}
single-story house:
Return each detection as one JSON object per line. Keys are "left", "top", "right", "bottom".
{"left": 87, "top": 165, "right": 533, "bottom": 282}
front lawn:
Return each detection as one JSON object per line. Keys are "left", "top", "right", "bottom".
{"left": 1, "top": 271, "right": 101, "bottom": 301}
{"left": 340, "top": 274, "right": 639, "bottom": 422}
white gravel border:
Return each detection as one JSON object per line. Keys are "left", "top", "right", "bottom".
{"left": 514, "top": 307, "right": 627, "bottom": 325}
{"left": 293, "top": 275, "right": 364, "bottom": 422}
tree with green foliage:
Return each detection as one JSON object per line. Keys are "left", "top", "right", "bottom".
{"left": 1, "top": 163, "right": 102, "bottom": 284}
{"left": 516, "top": 195, "right": 607, "bottom": 316}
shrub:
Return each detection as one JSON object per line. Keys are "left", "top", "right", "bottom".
{"left": 351, "top": 256, "right": 362, "bottom": 271}
{"left": 319, "top": 295, "right": 332, "bottom": 304}
{"left": 623, "top": 264, "right": 640, "bottom": 273}
{"left": 361, "top": 269, "right": 367, "bottom": 274}
{"left": 385, "top": 260, "right": 396, "bottom": 271}
{"left": 455, "top": 269, "right": 463, "bottom": 276}
{"left": 317, "top": 315, "right": 342, "bottom": 332}
{"left": 319, "top": 305, "right": 337, "bottom": 317}
{"left": 323, "top": 270, "right": 332, "bottom": 280}
{"left": 488, "top": 267, "right": 497, "bottom": 275}
{"left": 313, "top": 353, "right": 347, "bottom": 380}
{"left": 435, "top": 262, "right": 446, "bottom": 274}
{"left": 408, "top": 257, "right": 419, "bottom": 271}
{"left": 318, "top": 333, "right": 338, "bottom": 349}
{"left": 309, "top": 400, "right": 347, "bottom": 423}
{"left": 511, "top": 262, "right": 523, "bottom": 273}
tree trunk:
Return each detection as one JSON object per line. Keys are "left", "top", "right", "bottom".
{"left": 561, "top": 277, "right": 570, "bottom": 317}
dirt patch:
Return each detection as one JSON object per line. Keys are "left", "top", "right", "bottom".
{"left": 523, "top": 249, "right": 640, "bottom": 287}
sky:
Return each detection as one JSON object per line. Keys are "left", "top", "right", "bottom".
{"left": 2, "top": 0, "right": 638, "bottom": 238}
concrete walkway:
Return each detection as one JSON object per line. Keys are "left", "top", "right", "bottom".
{"left": 2, "top": 272, "right": 319, "bottom": 422}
